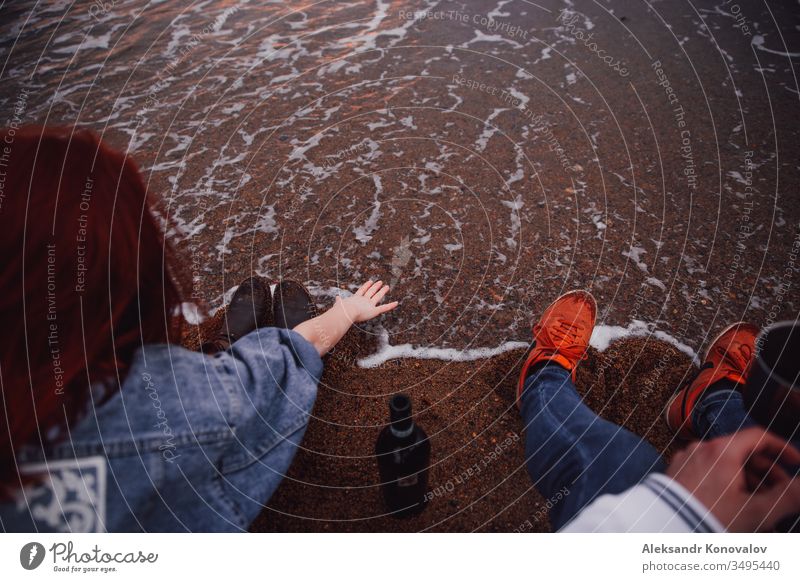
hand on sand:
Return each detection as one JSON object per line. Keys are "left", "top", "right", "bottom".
{"left": 337, "top": 280, "right": 399, "bottom": 323}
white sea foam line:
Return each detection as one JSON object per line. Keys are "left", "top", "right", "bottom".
{"left": 194, "top": 286, "right": 699, "bottom": 366}
{"left": 358, "top": 329, "right": 530, "bottom": 368}
{"left": 589, "top": 320, "right": 699, "bottom": 363}
{"left": 752, "top": 35, "right": 800, "bottom": 58}
{"left": 358, "top": 320, "right": 699, "bottom": 368}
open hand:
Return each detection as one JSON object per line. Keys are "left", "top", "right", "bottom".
{"left": 337, "top": 280, "right": 399, "bottom": 323}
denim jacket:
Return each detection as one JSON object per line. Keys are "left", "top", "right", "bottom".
{"left": 0, "top": 327, "right": 323, "bottom": 532}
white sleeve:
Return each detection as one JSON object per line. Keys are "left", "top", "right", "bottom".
{"left": 559, "top": 473, "right": 725, "bottom": 533}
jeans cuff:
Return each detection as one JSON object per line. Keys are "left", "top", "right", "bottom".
{"left": 691, "top": 388, "right": 750, "bottom": 439}
{"left": 693, "top": 388, "right": 740, "bottom": 414}
{"left": 522, "top": 361, "right": 571, "bottom": 396}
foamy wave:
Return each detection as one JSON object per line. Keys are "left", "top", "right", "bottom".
{"left": 358, "top": 320, "right": 699, "bottom": 368}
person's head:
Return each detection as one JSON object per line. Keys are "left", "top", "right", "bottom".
{"left": 0, "top": 125, "right": 186, "bottom": 489}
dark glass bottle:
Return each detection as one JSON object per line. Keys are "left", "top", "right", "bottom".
{"left": 375, "top": 394, "right": 430, "bottom": 517}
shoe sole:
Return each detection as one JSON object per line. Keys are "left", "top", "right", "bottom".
{"left": 273, "top": 279, "right": 318, "bottom": 328}
{"left": 662, "top": 392, "right": 687, "bottom": 437}
{"left": 224, "top": 276, "right": 272, "bottom": 335}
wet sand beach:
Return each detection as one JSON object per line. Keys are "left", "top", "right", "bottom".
{"left": 2, "top": 0, "right": 799, "bottom": 530}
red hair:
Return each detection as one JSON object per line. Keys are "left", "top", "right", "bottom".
{"left": 0, "top": 126, "right": 187, "bottom": 490}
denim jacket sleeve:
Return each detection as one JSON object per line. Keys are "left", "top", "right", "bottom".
{"left": 1, "top": 327, "right": 323, "bottom": 532}
{"left": 214, "top": 327, "right": 323, "bottom": 474}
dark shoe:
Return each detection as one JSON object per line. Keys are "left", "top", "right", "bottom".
{"left": 664, "top": 322, "right": 759, "bottom": 439}
{"left": 273, "top": 280, "right": 317, "bottom": 329}
{"left": 203, "top": 277, "right": 272, "bottom": 352}
{"left": 517, "top": 290, "right": 597, "bottom": 406}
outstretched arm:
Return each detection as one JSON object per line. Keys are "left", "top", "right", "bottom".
{"left": 293, "top": 280, "right": 398, "bottom": 356}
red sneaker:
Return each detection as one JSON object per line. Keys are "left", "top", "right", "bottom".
{"left": 517, "top": 290, "right": 597, "bottom": 404}
{"left": 664, "top": 322, "right": 759, "bottom": 439}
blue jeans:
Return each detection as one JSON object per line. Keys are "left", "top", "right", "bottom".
{"left": 520, "top": 364, "right": 754, "bottom": 530}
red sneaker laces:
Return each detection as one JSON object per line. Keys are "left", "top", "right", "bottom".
{"left": 713, "top": 342, "right": 752, "bottom": 373}
{"left": 536, "top": 318, "right": 589, "bottom": 362}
